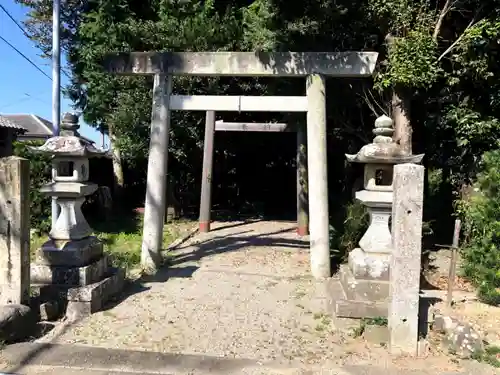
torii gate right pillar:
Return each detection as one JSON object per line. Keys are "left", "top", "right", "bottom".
{"left": 306, "top": 74, "right": 330, "bottom": 278}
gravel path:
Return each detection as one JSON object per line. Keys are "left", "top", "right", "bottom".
{"left": 37, "top": 221, "right": 462, "bottom": 371}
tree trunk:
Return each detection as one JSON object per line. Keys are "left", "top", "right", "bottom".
{"left": 107, "top": 123, "right": 125, "bottom": 197}
{"left": 391, "top": 87, "right": 412, "bottom": 155}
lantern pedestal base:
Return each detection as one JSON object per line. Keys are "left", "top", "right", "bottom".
{"left": 32, "top": 267, "right": 125, "bottom": 321}
{"left": 327, "top": 248, "right": 390, "bottom": 319}
{"left": 31, "top": 236, "right": 125, "bottom": 321}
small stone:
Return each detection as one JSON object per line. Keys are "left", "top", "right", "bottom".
{"left": 444, "top": 322, "right": 484, "bottom": 358}
{"left": 0, "top": 304, "right": 37, "bottom": 342}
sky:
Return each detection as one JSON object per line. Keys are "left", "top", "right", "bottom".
{"left": 0, "top": 1, "right": 108, "bottom": 148}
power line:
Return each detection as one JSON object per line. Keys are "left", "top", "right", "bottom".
{"left": 0, "top": 4, "right": 71, "bottom": 79}
{"left": 0, "top": 92, "right": 50, "bottom": 111}
{"left": 0, "top": 34, "right": 52, "bottom": 80}
{"left": 0, "top": 4, "right": 30, "bottom": 39}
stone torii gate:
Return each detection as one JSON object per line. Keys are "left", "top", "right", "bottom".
{"left": 199, "top": 112, "right": 308, "bottom": 236}
{"left": 103, "top": 51, "right": 378, "bottom": 279}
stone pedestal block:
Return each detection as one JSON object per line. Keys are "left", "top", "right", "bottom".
{"left": 339, "top": 265, "right": 389, "bottom": 302}
{"left": 31, "top": 255, "right": 109, "bottom": 286}
{"left": 347, "top": 248, "right": 390, "bottom": 281}
{"left": 35, "top": 236, "right": 103, "bottom": 267}
{"left": 325, "top": 277, "right": 388, "bottom": 319}
{"left": 332, "top": 263, "right": 389, "bottom": 319}
{"left": 65, "top": 267, "right": 125, "bottom": 320}
{"left": 33, "top": 266, "right": 125, "bottom": 321}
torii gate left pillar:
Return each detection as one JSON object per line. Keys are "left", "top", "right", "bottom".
{"left": 103, "top": 51, "right": 378, "bottom": 278}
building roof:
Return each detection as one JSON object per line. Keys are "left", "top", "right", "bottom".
{"left": 0, "top": 115, "right": 27, "bottom": 133}
{"left": 1, "top": 114, "right": 54, "bottom": 136}
{"left": 1, "top": 114, "right": 95, "bottom": 144}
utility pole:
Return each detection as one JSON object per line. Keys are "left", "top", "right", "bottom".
{"left": 51, "top": 0, "right": 61, "bottom": 229}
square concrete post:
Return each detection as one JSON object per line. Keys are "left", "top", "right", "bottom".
{"left": 297, "top": 124, "right": 308, "bottom": 236}
{"left": 389, "top": 163, "right": 425, "bottom": 355}
{"left": 0, "top": 157, "right": 30, "bottom": 305}
{"left": 199, "top": 110, "right": 216, "bottom": 232}
{"left": 306, "top": 74, "right": 331, "bottom": 278}
{"left": 141, "top": 74, "right": 173, "bottom": 269}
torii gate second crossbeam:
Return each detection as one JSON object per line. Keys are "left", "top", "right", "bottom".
{"left": 199, "top": 115, "right": 308, "bottom": 236}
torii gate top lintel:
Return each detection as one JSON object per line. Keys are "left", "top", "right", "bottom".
{"left": 103, "top": 51, "right": 378, "bottom": 77}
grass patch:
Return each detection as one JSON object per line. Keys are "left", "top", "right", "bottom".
{"left": 30, "top": 213, "right": 195, "bottom": 273}
{"left": 471, "top": 345, "right": 500, "bottom": 368}
{"left": 312, "top": 312, "right": 331, "bottom": 333}
{"left": 350, "top": 316, "right": 388, "bottom": 338}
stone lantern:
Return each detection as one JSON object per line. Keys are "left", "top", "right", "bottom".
{"left": 333, "top": 115, "right": 423, "bottom": 319}
{"left": 30, "top": 113, "right": 124, "bottom": 320}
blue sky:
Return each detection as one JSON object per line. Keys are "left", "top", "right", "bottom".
{"left": 0, "top": 1, "right": 107, "bottom": 147}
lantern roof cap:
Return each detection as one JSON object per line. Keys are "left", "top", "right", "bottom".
{"left": 29, "top": 112, "right": 107, "bottom": 158}
{"left": 345, "top": 115, "right": 423, "bottom": 164}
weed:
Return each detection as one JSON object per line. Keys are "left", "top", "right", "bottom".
{"left": 350, "top": 323, "right": 365, "bottom": 338}
{"left": 350, "top": 316, "right": 388, "bottom": 338}
{"left": 471, "top": 345, "right": 500, "bottom": 368}
{"left": 315, "top": 324, "right": 325, "bottom": 332}
{"left": 363, "top": 316, "right": 388, "bottom": 326}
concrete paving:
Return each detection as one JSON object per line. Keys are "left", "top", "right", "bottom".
{"left": 0, "top": 342, "right": 498, "bottom": 375}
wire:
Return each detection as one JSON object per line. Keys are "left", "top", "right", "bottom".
{"left": 0, "top": 92, "right": 50, "bottom": 111}
{"left": 0, "top": 4, "right": 30, "bottom": 39}
{"left": 0, "top": 4, "right": 71, "bottom": 79}
{"left": 0, "top": 34, "right": 52, "bottom": 80}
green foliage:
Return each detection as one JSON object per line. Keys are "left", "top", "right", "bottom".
{"left": 367, "top": 0, "right": 433, "bottom": 34}
{"left": 330, "top": 200, "right": 369, "bottom": 262}
{"left": 363, "top": 316, "right": 388, "bottom": 326}
{"left": 448, "top": 19, "right": 500, "bottom": 86}
{"left": 241, "top": 0, "right": 277, "bottom": 51}
{"left": 458, "top": 149, "right": 500, "bottom": 306}
{"left": 376, "top": 31, "right": 441, "bottom": 90}
{"left": 471, "top": 345, "right": 500, "bottom": 368}
{"left": 13, "top": 141, "right": 51, "bottom": 233}
{"left": 350, "top": 316, "right": 388, "bottom": 338}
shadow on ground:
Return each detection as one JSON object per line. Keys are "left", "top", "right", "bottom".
{"left": 169, "top": 226, "right": 309, "bottom": 266}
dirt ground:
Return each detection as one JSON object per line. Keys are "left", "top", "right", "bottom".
{"left": 424, "top": 249, "right": 500, "bottom": 348}
{"left": 33, "top": 221, "right": 483, "bottom": 372}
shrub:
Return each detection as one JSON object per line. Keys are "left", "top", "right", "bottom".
{"left": 458, "top": 149, "right": 500, "bottom": 306}
{"left": 330, "top": 200, "right": 369, "bottom": 264}
{"left": 13, "top": 141, "right": 52, "bottom": 234}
